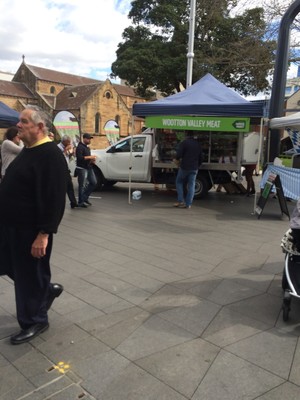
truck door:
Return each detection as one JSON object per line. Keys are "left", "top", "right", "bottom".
{"left": 105, "top": 136, "right": 149, "bottom": 181}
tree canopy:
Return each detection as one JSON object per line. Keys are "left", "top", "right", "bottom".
{"left": 111, "top": 0, "right": 276, "bottom": 98}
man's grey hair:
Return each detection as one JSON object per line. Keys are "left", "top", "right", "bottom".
{"left": 61, "top": 135, "right": 71, "bottom": 142}
{"left": 25, "top": 105, "right": 51, "bottom": 134}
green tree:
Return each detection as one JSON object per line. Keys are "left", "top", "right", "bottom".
{"left": 111, "top": 0, "right": 276, "bottom": 97}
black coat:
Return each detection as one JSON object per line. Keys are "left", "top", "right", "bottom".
{"left": 176, "top": 137, "right": 203, "bottom": 170}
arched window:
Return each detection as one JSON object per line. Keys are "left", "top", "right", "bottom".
{"left": 95, "top": 112, "right": 100, "bottom": 134}
{"left": 104, "top": 90, "right": 112, "bottom": 99}
{"left": 50, "top": 86, "right": 56, "bottom": 94}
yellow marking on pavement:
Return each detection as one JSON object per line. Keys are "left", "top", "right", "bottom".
{"left": 54, "top": 361, "right": 70, "bottom": 374}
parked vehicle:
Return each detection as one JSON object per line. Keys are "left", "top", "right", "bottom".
{"left": 72, "top": 129, "right": 261, "bottom": 198}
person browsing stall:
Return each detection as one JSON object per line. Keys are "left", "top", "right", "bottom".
{"left": 75, "top": 133, "right": 97, "bottom": 208}
{"left": 173, "top": 131, "right": 203, "bottom": 209}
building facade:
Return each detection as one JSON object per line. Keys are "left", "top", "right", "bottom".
{"left": 0, "top": 60, "right": 146, "bottom": 148}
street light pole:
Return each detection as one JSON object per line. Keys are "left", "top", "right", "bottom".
{"left": 186, "top": 0, "right": 196, "bottom": 87}
{"left": 268, "top": 0, "right": 300, "bottom": 162}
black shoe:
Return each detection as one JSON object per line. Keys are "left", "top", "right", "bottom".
{"left": 10, "top": 323, "right": 49, "bottom": 345}
{"left": 46, "top": 283, "right": 64, "bottom": 310}
{"left": 70, "top": 202, "right": 78, "bottom": 209}
{"left": 78, "top": 203, "right": 88, "bottom": 208}
{"left": 84, "top": 200, "right": 92, "bottom": 206}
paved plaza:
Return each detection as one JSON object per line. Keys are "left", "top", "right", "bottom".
{"left": 1, "top": 181, "right": 300, "bottom": 400}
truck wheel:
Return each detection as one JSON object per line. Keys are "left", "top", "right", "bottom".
{"left": 104, "top": 180, "right": 117, "bottom": 188}
{"left": 92, "top": 166, "right": 104, "bottom": 191}
{"left": 194, "top": 175, "right": 210, "bottom": 199}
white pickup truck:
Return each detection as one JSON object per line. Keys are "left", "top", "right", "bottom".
{"left": 83, "top": 129, "right": 261, "bottom": 198}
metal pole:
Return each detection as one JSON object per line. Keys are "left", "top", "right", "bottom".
{"left": 186, "top": 0, "right": 196, "bottom": 87}
{"left": 268, "top": 0, "right": 300, "bottom": 162}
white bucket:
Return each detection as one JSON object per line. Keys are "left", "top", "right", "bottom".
{"left": 132, "top": 190, "right": 142, "bottom": 200}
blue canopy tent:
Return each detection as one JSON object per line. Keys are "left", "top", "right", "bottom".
{"left": 132, "top": 73, "right": 264, "bottom": 117}
{"left": 0, "top": 101, "right": 19, "bottom": 128}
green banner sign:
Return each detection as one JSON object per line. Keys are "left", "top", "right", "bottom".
{"left": 145, "top": 116, "right": 250, "bottom": 132}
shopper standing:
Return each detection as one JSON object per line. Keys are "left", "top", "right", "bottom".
{"left": 173, "top": 131, "right": 203, "bottom": 209}
{"left": 75, "top": 133, "right": 97, "bottom": 208}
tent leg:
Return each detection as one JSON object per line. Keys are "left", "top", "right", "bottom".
{"left": 128, "top": 116, "right": 135, "bottom": 204}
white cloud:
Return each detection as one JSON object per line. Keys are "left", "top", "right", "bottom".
{"left": 0, "top": 0, "right": 298, "bottom": 84}
{"left": 0, "top": 0, "right": 132, "bottom": 80}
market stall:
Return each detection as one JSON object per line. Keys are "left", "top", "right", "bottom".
{"left": 130, "top": 73, "right": 264, "bottom": 204}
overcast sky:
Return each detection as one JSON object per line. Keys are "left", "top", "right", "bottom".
{"left": 0, "top": 0, "right": 298, "bottom": 83}
{"left": 0, "top": 0, "right": 132, "bottom": 81}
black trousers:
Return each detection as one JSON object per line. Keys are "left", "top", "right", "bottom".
{"left": 291, "top": 229, "right": 300, "bottom": 253}
{"left": 0, "top": 225, "right": 52, "bottom": 330}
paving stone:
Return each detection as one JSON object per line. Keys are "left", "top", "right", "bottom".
{"left": 51, "top": 291, "right": 102, "bottom": 315}
{"left": 206, "top": 278, "right": 262, "bottom": 305}
{"left": 212, "top": 259, "right": 262, "bottom": 278}
{"left": 79, "top": 305, "right": 144, "bottom": 334}
{"left": 136, "top": 338, "right": 219, "bottom": 398}
{"left": 0, "top": 364, "right": 35, "bottom": 399}
{"left": 75, "top": 352, "right": 186, "bottom": 400}
{"left": 47, "top": 384, "right": 94, "bottom": 400}
{"left": 226, "top": 292, "right": 282, "bottom": 326}
{"left": 171, "top": 273, "right": 223, "bottom": 297}
{"left": 0, "top": 313, "right": 17, "bottom": 340}
{"left": 82, "top": 270, "right": 134, "bottom": 294}
{"left": 117, "top": 271, "right": 164, "bottom": 293}
{"left": 191, "top": 350, "right": 284, "bottom": 400}
{"left": 201, "top": 307, "right": 270, "bottom": 347}
{"left": 256, "top": 382, "right": 300, "bottom": 399}
{"left": 116, "top": 314, "right": 195, "bottom": 360}
{"left": 267, "top": 274, "right": 284, "bottom": 297}
{"left": 0, "top": 337, "right": 33, "bottom": 363}
{"left": 74, "top": 285, "right": 128, "bottom": 311}
{"left": 19, "top": 379, "right": 89, "bottom": 400}
{"left": 89, "top": 310, "right": 150, "bottom": 349}
{"left": 88, "top": 260, "right": 134, "bottom": 276}
{"left": 12, "top": 349, "right": 60, "bottom": 384}
{"left": 226, "top": 328, "right": 298, "bottom": 379}
{"left": 37, "top": 326, "right": 109, "bottom": 363}
{"left": 262, "top": 260, "right": 286, "bottom": 274}
{"left": 101, "top": 298, "right": 135, "bottom": 314}
{"left": 290, "top": 338, "right": 300, "bottom": 386}
{"left": 72, "top": 349, "right": 131, "bottom": 394}
{"left": 231, "top": 269, "right": 276, "bottom": 293}
{"left": 64, "top": 304, "right": 104, "bottom": 324}
{"left": 0, "top": 186, "right": 297, "bottom": 400}
{"left": 51, "top": 253, "right": 98, "bottom": 277}
{"left": 121, "top": 259, "right": 184, "bottom": 283}
{"left": 157, "top": 298, "right": 221, "bottom": 336}
{"left": 139, "top": 284, "right": 202, "bottom": 314}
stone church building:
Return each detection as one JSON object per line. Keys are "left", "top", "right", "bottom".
{"left": 0, "top": 58, "right": 146, "bottom": 148}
